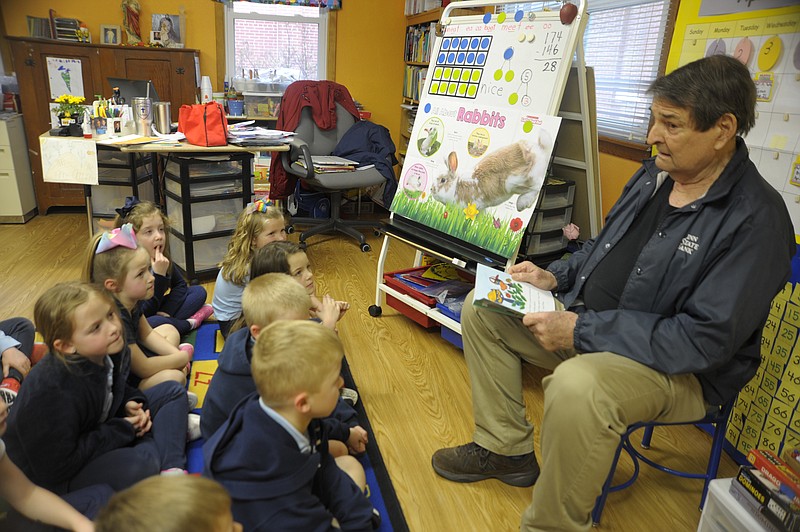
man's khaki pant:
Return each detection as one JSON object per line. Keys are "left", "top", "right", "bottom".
{"left": 460, "top": 291, "right": 708, "bottom": 531}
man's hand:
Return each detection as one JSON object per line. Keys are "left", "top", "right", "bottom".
{"left": 509, "top": 261, "right": 558, "bottom": 291}
{"left": 522, "top": 311, "right": 578, "bottom": 351}
{"left": 1, "top": 347, "right": 30, "bottom": 379}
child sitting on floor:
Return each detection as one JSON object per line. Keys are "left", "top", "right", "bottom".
{"left": 0, "top": 395, "right": 97, "bottom": 531}
{"left": 95, "top": 475, "right": 242, "bottom": 532}
{"left": 250, "top": 241, "right": 349, "bottom": 330}
{"left": 4, "top": 282, "right": 190, "bottom": 499}
{"left": 212, "top": 200, "right": 288, "bottom": 339}
{"left": 203, "top": 320, "right": 379, "bottom": 531}
{"left": 201, "top": 274, "right": 367, "bottom": 461}
{"left": 83, "top": 225, "right": 199, "bottom": 438}
{"left": 114, "top": 197, "right": 213, "bottom": 335}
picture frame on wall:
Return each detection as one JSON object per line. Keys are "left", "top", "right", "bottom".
{"left": 100, "top": 25, "right": 121, "bottom": 45}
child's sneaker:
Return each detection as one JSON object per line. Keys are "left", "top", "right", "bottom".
{"left": 340, "top": 387, "right": 359, "bottom": 406}
{"left": 31, "top": 343, "right": 48, "bottom": 366}
{"left": 187, "top": 304, "right": 215, "bottom": 330}
{"left": 187, "top": 413, "right": 201, "bottom": 442}
{"left": 178, "top": 343, "right": 194, "bottom": 361}
{"left": 187, "top": 391, "right": 199, "bottom": 411}
{"left": 0, "top": 377, "right": 20, "bottom": 410}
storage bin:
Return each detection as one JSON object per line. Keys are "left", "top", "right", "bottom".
{"left": 243, "top": 93, "right": 281, "bottom": 119}
{"left": 97, "top": 163, "right": 150, "bottom": 183}
{"left": 385, "top": 294, "right": 439, "bottom": 329}
{"left": 166, "top": 196, "right": 240, "bottom": 235}
{"left": 537, "top": 179, "right": 575, "bottom": 210}
{"left": 441, "top": 326, "right": 463, "bottom": 349}
{"left": 165, "top": 178, "right": 242, "bottom": 198}
{"left": 529, "top": 206, "right": 573, "bottom": 233}
{"left": 96, "top": 150, "right": 130, "bottom": 165}
{"left": 697, "top": 478, "right": 775, "bottom": 532}
{"left": 523, "top": 229, "right": 569, "bottom": 257}
{"left": 383, "top": 266, "right": 440, "bottom": 307}
{"left": 90, "top": 180, "right": 155, "bottom": 216}
{"left": 169, "top": 233, "right": 229, "bottom": 274}
{"left": 165, "top": 158, "right": 244, "bottom": 178}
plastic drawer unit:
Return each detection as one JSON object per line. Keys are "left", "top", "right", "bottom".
{"left": 86, "top": 146, "right": 156, "bottom": 234}
{"left": 163, "top": 153, "right": 253, "bottom": 282}
{"left": 520, "top": 178, "right": 576, "bottom": 261}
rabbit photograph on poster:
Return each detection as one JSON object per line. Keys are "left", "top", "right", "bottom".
{"left": 430, "top": 127, "right": 553, "bottom": 211}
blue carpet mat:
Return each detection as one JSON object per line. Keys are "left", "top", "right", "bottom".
{"left": 186, "top": 323, "right": 408, "bottom": 532}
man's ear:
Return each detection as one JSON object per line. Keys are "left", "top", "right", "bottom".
{"left": 104, "top": 278, "right": 120, "bottom": 293}
{"left": 53, "top": 339, "right": 74, "bottom": 355}
{"left": 294, "top": 392, "right": 311, "bottom": 414}
{"left": 249, "top": 324, "right": 262, "bottom": 339}
{"left": 714, "top": 113, "right": 737, "bottom": 148}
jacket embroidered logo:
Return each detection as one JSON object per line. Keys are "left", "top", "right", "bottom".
{"left": 678, "top": 233, "right": 700, "bottom": 255}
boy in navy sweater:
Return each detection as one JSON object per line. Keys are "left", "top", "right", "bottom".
{"left": 203, "top": 320, "right": 378, "bottom": 531}
{"left": 200, "top": 273, "right": 367, "bottom": 461}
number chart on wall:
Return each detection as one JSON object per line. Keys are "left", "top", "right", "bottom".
{"left": 391, "top": 3, "right": 586, "bottom": 258}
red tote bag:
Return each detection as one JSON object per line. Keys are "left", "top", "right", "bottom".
{"left": 178, "top": 102, "right": 229, "bottom": 146}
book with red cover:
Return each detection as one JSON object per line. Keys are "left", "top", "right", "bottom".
{"left": 748, "top": 449, "right": 800, "bottom": 504}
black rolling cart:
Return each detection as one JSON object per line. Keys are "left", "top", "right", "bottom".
{"left": 162, "top": 153, "right": 253, "bottom": 282}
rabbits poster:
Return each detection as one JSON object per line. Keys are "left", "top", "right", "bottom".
{"left": 391, "top": 7, "right": 582, "bottom": 258}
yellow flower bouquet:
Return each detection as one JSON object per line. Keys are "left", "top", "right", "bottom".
{"left": 54, "top": 94, "right": 86, "bottom": 124}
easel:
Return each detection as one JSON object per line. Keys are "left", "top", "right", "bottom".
{"left": 370, "top": 0, "right": 599, "bottom": 334}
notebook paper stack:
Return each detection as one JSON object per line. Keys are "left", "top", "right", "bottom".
{"left": 298, "top": 155, "right": 359, "bottom": 173}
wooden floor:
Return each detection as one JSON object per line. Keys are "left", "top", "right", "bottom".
{"left": 0, "top": 212, "right": 739, "bottom": 531}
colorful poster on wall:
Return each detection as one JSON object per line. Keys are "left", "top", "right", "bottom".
{"left": 668, "top": 2, "right": 800, "bottom": 234}
{"left": 46, "top": 57, "right": 84, "bottom": 100}
{"left": 391, "top": 9, "right": 583, "bottom": 258}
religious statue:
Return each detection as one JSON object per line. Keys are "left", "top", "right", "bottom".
{"left": 121, "top": 0, "right": 142, "bottom": 44}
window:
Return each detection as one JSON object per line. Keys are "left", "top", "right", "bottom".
{"left": 225, "top": 2, "right": 328, "bottom": 85}
{"left": 497, "top": 1, "right": 672, "bottom": 144}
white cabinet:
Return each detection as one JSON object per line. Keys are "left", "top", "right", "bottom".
{"left": 0, "top": 114, "right": 36, "bottom": 223}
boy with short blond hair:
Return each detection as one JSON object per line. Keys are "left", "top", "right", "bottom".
{"left": 203, "top": 321, "right": 378, "bottom": 531}
{"left": 201, "top": 274, "right": 366, "bottom": 457}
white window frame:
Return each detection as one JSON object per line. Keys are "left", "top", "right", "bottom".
{"left": 497, "top": 1, "right": 672, "bottom": 145}
{"left": 224, "top": 3, "right": 328, "bottom": 83}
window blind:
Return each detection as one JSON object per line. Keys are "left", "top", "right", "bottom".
{"left": 497, "top": 1, "right": 671, "bottom": 143}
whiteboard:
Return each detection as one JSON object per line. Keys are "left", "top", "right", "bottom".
{"left": 391, "top": 1, "right": 588, "bottom": 259}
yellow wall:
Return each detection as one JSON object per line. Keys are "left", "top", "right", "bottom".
{"left": 333, "top": 0, "right": 405, "bottom": 144}
{"left": 598, "top": 153, "right": 642, "bottom": 219}
{"left": 1, "top": 1, "right": 217, "bottom": 77}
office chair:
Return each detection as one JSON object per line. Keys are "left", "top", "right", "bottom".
{"left": 591, "top": 397, "right": 735, "bottom": 526}
{"left": 278, "top": 83, "right": 390, "bottom": 252}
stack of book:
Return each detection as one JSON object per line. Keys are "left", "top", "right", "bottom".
{"left": 297, "top": 155, "right": 359, "bottom": 174}
{"left": 728, "top": 449, "right": 800, "bottom": 531}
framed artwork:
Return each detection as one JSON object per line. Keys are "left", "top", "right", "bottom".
{"left": 151, "top": 14, "right": 183, "bottom": 48}
{"left": 100, "top": 25, "right": 121, "bottom": 45}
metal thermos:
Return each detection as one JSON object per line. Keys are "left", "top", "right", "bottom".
{"left": 153, "top": 102, "right": 171, "bottom": 135}
{"left": 132, "top": 97, "right": 152, "bottom": 136}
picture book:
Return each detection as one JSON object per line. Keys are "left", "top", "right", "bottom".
{"left": 472, "top": 263, "right": 555, "bottom": 317}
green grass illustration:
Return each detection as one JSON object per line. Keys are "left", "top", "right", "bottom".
{"left": 390, "top": 193, "right": 525, "bottom": 257}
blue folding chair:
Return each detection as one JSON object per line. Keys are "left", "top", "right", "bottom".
{"left": 592, "top": 398, "right": 735, "bottom": 526}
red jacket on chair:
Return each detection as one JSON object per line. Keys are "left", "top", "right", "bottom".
{"left": 268, "top": 80, "right": 361, "bottom": 200}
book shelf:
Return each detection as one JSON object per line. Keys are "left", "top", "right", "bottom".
{"left": 399, "top": 6, "right": 485, "bottom": 167}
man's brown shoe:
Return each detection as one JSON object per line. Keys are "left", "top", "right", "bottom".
{"left": 432, "top": 442, "right": 540, "bottom": 487}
